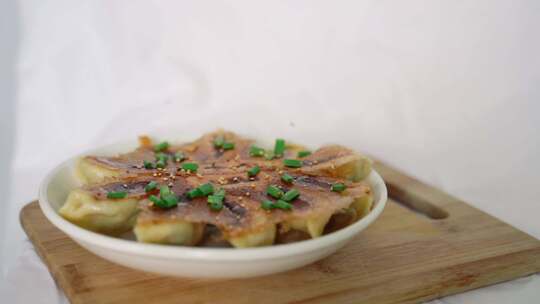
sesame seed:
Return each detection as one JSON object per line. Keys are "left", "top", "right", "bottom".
{"left": 245, "top": 192, "right": 250, "bottom": 196}
{"left": 168, "top": 182, "right": 173, "bottom": 187}
{"left": 196, "top": 173, "right": 203, "bottom": 178}
{"left": 233, "top": 177, "right": 239, "bottom": 182}
{"left": 152, "top": 173, "right": 158, "bottom": 177}
{"left": 249, "top": 177, "right": 255, "bottom": 181}
{"left": 157, "top": 167, "right": 163, "bottom": 171}
{"left": 251, "top": 184, "right": 256, "bottom": 189}
{"left": 313, "top": 160, "right": 319, "bottom": 164}
{"left": 163, "top": 177, "right": 169, "bottom": 181}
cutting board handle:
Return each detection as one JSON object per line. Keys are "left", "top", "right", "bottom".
{"left": 374, "top": 160, "right": 450, "bottom": 219}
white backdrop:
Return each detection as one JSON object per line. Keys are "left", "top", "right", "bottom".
{"left": 1, "top": 1, "right": 539, "bottom": 303}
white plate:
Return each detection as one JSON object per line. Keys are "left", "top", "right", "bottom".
{"left": 38, "top": 140, "right": 387, "bottom": 278}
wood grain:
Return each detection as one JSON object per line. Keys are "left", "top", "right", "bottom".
{"left": 20, "top": 161, "right": 540, "bottom": 304}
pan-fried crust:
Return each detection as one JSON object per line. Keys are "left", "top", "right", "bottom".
{"left": 61, "top": 130, "right": 373, "bottom": 247}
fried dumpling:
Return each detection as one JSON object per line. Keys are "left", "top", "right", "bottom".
{"left": 60, "top": 130, "right": 374, "bottom": 247}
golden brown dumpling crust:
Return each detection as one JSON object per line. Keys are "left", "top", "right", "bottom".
{"left": 62, "top": 130, "right": 373, "bottom": 247}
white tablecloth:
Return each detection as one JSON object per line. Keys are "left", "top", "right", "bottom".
{"left": 1, "top": 1, "right": 539, "bottom": 303}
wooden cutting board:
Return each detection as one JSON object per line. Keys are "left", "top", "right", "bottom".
{"left": 20, "top": 161, "right": 540, "bottom": 304}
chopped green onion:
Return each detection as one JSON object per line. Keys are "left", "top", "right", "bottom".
{"left": 182, "top": 162, "right": 198, "bottom": 172}
{"left": 160, "top": 185, "right": 172, "bottom": 196}
{"left": 281, "top": 173, "right": 294, "bottom": 183}
{"left": 198, "top": 183, "right": 214, "bottom": 196}
{"left": 274, "top": 139, "right": 286, "bottom": 157}
{"left": 266, "top": 185, "right": 284, "bottom": 199}
{"left": 159, "top": 193, "right": 179, "bottom": 208}
{"left": 107, "top": 191, "right": 127, "bottom": 199}
{"left": 149, "top": 195, "right": 161, "bottom": 205}
{"left": 143, "top": 160, "right": 155, "bottom": 169}
{"left": 207, "top": 188, "right": 225, "bottom": 211}
{"left": 149, "top": 192, "right": 178, "bottom": 209}
{"left": 207, "top": 196, "right": 224, "bottom": 211}
{"left": 249, "top": 145, "right": 265, "bottom": 157}
{"left": 247, "top": 165, "right": 260, "bottom": 177}
{"left": 214, "top": 135, "right": 234, "bottom": 151}
{"left": 331, "top": 183, "right": 347, "bottom": 192}
{"left": 148, "top": 185, "right": 179, "bottom": 208}
{"left": 156, "top": 159, "right": 167, "bottom": 169}
{"left": 154, "top": 141, "right": 169, "bottom": 152}
{"left": 222, "top": 142, "right": 235, "bottom": 150}
{"left": 208, "top": 195, "right": 223, "bottom": 202}
{"left": 213, "top": 135, "right": 225, "bottom": 148}
{"left": 282, "top": 189, "right": 300, "bottom": 202}
{"left": 283, "top": 159, "right": 302, "bottom": 168}
{"left": 297, "top": 150, "right": 311, "bottom": 158}
{"left": 155, "top": 152, "right": 169, "bottom": 168}
{"left": 144, "top": 181, "right": 158, "bottom": 192}
{"left": 173, "top": 152, "right": 185, "bottom": 162}
{"left": 186, "top": 188, "right": 203, "bottom": 199}
{"left": 274, "top": 200, "right": 292, "bottom": 210}
{"left": 155, "top": 152, "right": 168, "bottom": 161}
{"left": 261, "top": 200, "right": 275, "bottom": 210}
{"left": 207, "top": 194, "right": 224, "bottom": 210}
